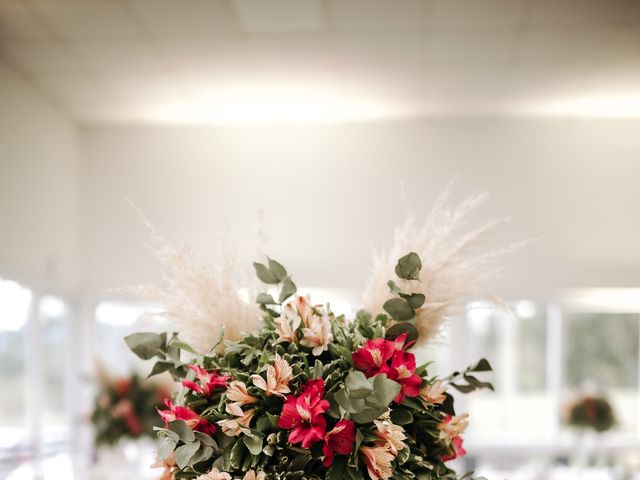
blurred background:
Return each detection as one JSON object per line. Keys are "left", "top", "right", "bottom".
{"left": 1, "top": 0, "right": 640, "bottom": 479}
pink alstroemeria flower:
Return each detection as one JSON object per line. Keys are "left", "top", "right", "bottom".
{"left": 322, "top": 419, "right": 356, "bottom": 466}
{"left": 353, "top": 333, "right": 422, "bottom": 402}
{"left": 182, "top": 365, "right": 230, "bottom": 398}
{"left": 157, "top": 398, "right": 216, "bottom": 435}
{"left": 277, "top": 379, "right": 330, "bottom": 449}
{"left": 387, "top": 350, "right": 423, "bottom": 403}
{"left": 352, "top": 338, "right": 395, "bottom": 377}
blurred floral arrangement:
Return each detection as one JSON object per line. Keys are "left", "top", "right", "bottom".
{"left": 91, "top": 371, "right": 170, "bottom": 447}
{"left": 565, "top": 393, "right": 616, "bottom": 433}
{"left": 124, "top": 188, "right": 519, "bottom": 480}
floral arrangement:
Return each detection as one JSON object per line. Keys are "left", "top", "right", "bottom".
{"left": 565, "top": 393, "right": 616, "bottom": 433}
{"left": 91, "top": 371, "right": 170, "bottom": 447}
{"left": 125, "top": 189, "right": 516, "bottom": 480}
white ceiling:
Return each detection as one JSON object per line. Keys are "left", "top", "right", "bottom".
{"left": 1, "top": 0, "right": 640, "bottom": 125}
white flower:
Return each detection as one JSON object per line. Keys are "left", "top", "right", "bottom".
{"left": 300, "top": 310, "right": 333, "bottom": 356}
{"left": 419, "top": 380, "right": 447, "bottom": 406}
{"left": 373, "top": 418, "right": 407, "bottom": 455}
{"left": 196, "top": 467, "right": 232, "bottom": 480}
{"left": 251, "top": 354, "right": 293, "bottom": 397}
{"left": 274, "top": 305, "right": 301, "bottom": 343}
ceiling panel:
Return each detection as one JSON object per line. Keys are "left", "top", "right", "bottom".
{"left": 327, "top": 0, "right": 426, "bottom": 33}
{"left": 68, "top": 42, "right": 168, "bottom": 76}
{"left": 2, "top": 42, "right": 88, "bottom": 76}
{"left": 527, "top": 0, "right": 640, "bottom": 28}
{"left": 231, "top": 0, "right": 326, "bottom": 33}
{"left": 130, "top": 0, "right": 238, "bottom": 38}
{"left": 425, "top": 0, "right": 529, "bottom": 31}
{"left": 0, "top": 2, "right": 51, "bottom": 42}
{"left": 31, "top": 0, "right": 143, "bottom": 41}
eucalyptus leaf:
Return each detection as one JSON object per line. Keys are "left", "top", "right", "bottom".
{"left": 253, "top": 262, "right": 279, "bottom": 284}
{"left": 399, "top": 292, "right": 426, "bottom": 309}
{"left": 243, "top": 434, "right": 263, "bottom": 455}
{"left": 267, "top": 257, "right": 288, "bottom": 281}
{"left": 345, "top": 371, "right": 373, "bottom": 399}
{"left": 386, "top": 323, "right": 419, "bottom": 345}
{"left": 395, "top": 251, "right": 422, "bottom": 280}
{"left": 175, "top": 442, "right": 199, "bottom": 469}
{"left": 256, "top": 292, "right": 277, "bottom": 305}
{"left": 370, "top": 374, "right": 401, "bottom": 408}
{"left": 124, "top": 332, "right": 163, "bottom": 360}
{"left": 279, "top": 277, "right": 297, "bottom": 303}
{"left": 168, "top": 420, "right": 196, "bottom": 443}
{"left": 382, "top": 298, "right": 415, "bottom": 321}
{"left": 470, "top": 358, "right": 492, "bottom": 372}
{"left": 148, "top": 360, "right": 174, "bottom": 378}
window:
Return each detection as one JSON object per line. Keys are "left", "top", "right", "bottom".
{"left": 0, "top": 278, "right": 32, "bottom": 448}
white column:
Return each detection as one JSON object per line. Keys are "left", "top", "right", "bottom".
{"left": 546, "top": 303, "right": 563, "bottom": 440}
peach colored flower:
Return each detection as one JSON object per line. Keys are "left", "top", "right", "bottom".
{"left": 438, "top": 413, "right": 469, "bottom": 446}
{"left": 251, "top": 354, "right": 292, "bottom": 397}
{"left": 300, "top": 311, "right": 333, "bottom": 356}
{"left": 226, "top": 380, "right": 258, "bottom": 409}
{"left": 217, "top": 406, "right": 256, "bottom": 437}
{"left": 420, "top": 380, "right": 447, "bottom": 406}
{"left": 296, "top": 295, "right": 312, "bottom": 326}
{"left": 360, "top": 445, "right": 395, "bottom": 480}
{"left": 151, "top": 451, "right": 176, "bottom": 480}
{"left": 196, "top": 468, "right": 232, "bottom": 480}
{"left": 373, "top": 418, "right": 406, "bottom": 455}
{"left": 243, "top": 470, "right": 266, "bottom": 480}
{"left": 275, "top": 305, "right": 301, "bottom": 343}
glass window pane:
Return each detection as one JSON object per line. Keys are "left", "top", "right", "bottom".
{"left": 566, "top": 313, "right": 639, "bottom": 389}
{"left": 0, "top": 278, "right": 32, "bottom": 447}
{"left": 40, "top": 296, "right": 69, "bottom": 432}
{"left": 516, "top": 301, "right": 547, "bottom": 392}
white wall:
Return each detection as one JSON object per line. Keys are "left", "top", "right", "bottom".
{"left": 82, "top": 119, "right": 640, "bottom": 299}
{"left": 0, "top": 62, "right": 81, "bottom": 296}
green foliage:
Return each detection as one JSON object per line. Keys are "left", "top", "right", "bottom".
{"left": 90, "top": 373, "right": 167, "bottom": 447}
{"left": 395, "top": 251, "right": 422, "bottom": 280}
{"left": 124, "top": 252, "right": 492, "bottom": 480}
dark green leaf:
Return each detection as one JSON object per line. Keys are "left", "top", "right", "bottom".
{"left": 390, "top": 409, "right": 413, "bottom": 425}
{"left": 395, "top": 251, "right": 422, "bottom": 280}
{"left": 386, "top": 323, "right": 419, "bottom": 346}
{"left": 382, "top": 298, "right": 415, "bottom": 321}
{"left": 399, "top": 292, "right": 425, "bottom": 309}
{"left": 470, "top": 358, "right": 492, "bottom": 372}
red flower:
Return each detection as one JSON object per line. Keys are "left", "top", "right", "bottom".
{"left": 353, "top": 334, "right": 422, "bottom": 403}
{"left": 387, "top": 350, "right": 422, "bottom": 403}
{"left": 442, "top": 436, "right": 467, "bottom": 462}
{"left": 277, "top": 379, "right": 330, "bottom": 449}
{"left": 322, "top": 419, "right": 356, "bottom": 466}
{"left": 352, "top": 338, "right": 395, "bottom": 377}
{"left": 181, "top": 365, "right": 230, "bottom": 398}
{"left": 157, "top": 398, "right": 216, "bottom": 435}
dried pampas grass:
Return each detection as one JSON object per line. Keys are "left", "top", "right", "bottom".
{"left": 362, "top": 186, "right": 526, "bottom": 346}
{"left": 125, "top": 210, "right": 261, "bottom": 354}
